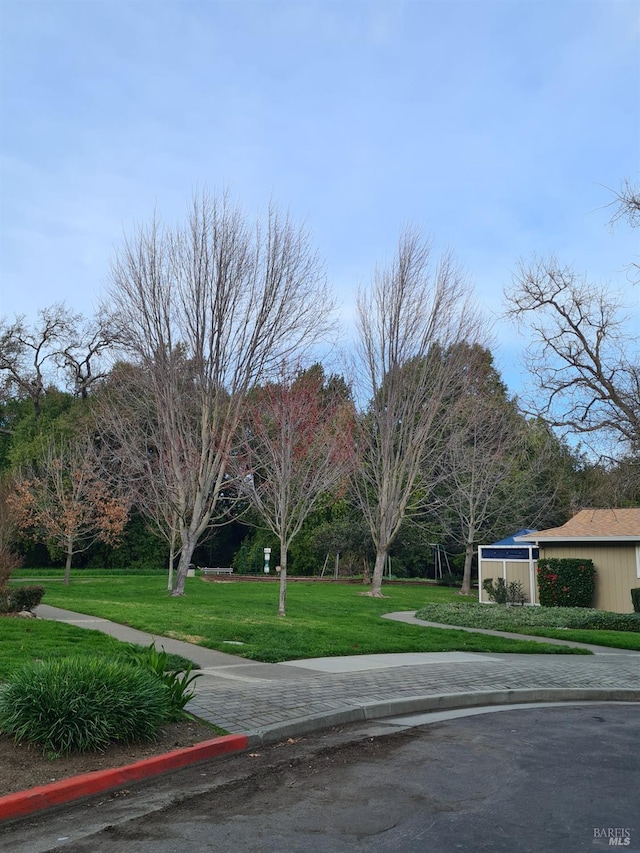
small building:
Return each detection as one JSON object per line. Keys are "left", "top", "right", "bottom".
{"left": 478, "top": 529, "right": 539, "bottom": 605}
{"left": 517, "top": 508, "right": 640, "bottom": 614}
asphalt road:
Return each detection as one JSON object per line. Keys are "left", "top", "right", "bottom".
{"left": 4, "top": 703, "right": 639, "bottom": 853}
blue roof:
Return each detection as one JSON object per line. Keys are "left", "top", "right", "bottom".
{"left": 490, "top": 529, "right": 538, "bottom": 546}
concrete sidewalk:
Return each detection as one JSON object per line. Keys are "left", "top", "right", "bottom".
{"left": 2, "top": 603, "right": 638, "bottom": 822}
{"left": 35, "top": 604, "right": 640, "bottom": 747}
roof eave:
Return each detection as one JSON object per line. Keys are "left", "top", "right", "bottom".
{"left": 530, "top": 536, "right": 640, "bottom": 544}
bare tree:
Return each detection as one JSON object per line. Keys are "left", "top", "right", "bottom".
{"left": 607, "top": 176, "right": 640, "bottom": 231}
{"left": 0, "top": 306, "right": 114, "bottom": 415}
{"left": 94, "top": 361, "right": 184, "bottom": 590}
{"left": 0, "top": 305, "right": 77, "bottom": 416}
{"left": 104, "top": 191, "right": 334, "bottom": 595}
{"left": 353, "top": 228, "right": 481, "bottom": 597}
{"left": 56, "top": 317, "right": 115, "bottom": 400}
{"left": 438, "top": 396, "right": 528, "bottom": 595}
{"left": 506, "top": 255, "right": 640, "bottom": 454}
{"left": 233, "top": 363, "right": 354, "bottom": 616}
{"left": 9, "top": 433, "right": 128, "bottom": 585}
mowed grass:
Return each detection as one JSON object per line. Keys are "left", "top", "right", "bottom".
{"left": 18, "top": 576, "right": 592, "bottom": 661}
{"left": 0, "top": 618, "right": 134, "bottom": 681}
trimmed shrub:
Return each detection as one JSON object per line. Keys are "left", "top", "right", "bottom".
{"left": 415, "top": 602, "right": 640, "bottom": 633}
{"left": 537, "top": 558, "right": 595, "bottom": 608}
{"left": 10, "top": 585, "right": 45, "bottom": 612}
{"left": 0, "top": 656, "right": 171, "bottom": 757}
{"left": 631, "top": 588, "right": 640, "bottom": 614}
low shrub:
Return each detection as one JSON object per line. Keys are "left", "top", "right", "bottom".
{"left": 482, "top": 578, "right": 527, "bottom": 605}
{"left": 10, "top": 585, "right": 45, "bottom": 612}
{"left": 415, "top": 602, "right": 640, "bottom": 633}
{"left": 124, "top": 643, "right": 202, "bottom": 720}
{"left": 631, "top": 588, "right": 640, "bottom": 614}
{"left": 0, "top": 656, "right": 171, "bottom": 757}
{"left": 537, "top": 558, "right": 595, "bottom": 608}
{"left": 483, "top": 577, "right": 507, "bottom": 604}
{"left": 0, "top": 585, "right": 45, "bottom": 614}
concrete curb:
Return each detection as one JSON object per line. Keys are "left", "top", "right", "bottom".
{"left": 3, "top": 690, "right": 639, "bottom": 822}
{"left": 245, "top": 687, "right": 640, "bottom": 746}
{"left": 0, "top": 733, "right": 248, "bottom": 823}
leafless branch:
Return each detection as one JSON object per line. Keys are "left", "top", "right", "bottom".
{"left": 102, "top": 191, "right": 335, "bottom": 595}
{"left": 352, "top": 227, "right": 483, "bottom": 596}
{"left": 505, "top": 255, "right": 640, "bottom": 455}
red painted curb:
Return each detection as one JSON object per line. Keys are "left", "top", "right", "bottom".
{"left": 0, "top": 733, "right": 249, "bottom": 822}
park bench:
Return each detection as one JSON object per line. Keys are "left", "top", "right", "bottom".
{"left": 199, "top": 566, "right": 234, "bottom": 576}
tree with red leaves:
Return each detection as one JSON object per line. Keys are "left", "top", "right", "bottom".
{"left": 234, "top": 364, "right": 354, "bottom": 616}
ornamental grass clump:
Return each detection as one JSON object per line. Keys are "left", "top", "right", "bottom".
{"left": 0, "top": 656, "right": 171, "bottom": 757}
{"left": 124, "top": 642, "right": 201, "bottom": 721}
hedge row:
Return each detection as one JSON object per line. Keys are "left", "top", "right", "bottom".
{"left": 415, "top": 602, "right": 640, "bottom": 633}
{"left": 537, "top": 558, "right": 595, "bottom": 608}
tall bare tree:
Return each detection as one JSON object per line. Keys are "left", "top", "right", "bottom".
{"left": 233, "top": 363, "right": 354, "bottom": 616}
{"left": 439, "top": 405, "right": 531, "bottom": 594}
{"left": 104, "top": 191, "right": 334, "bottom": 595}
{"left": 506, "top": 255, "right": 639, "bottom": 454}
{"left": 353, "top": 228, "right": 481, "bottom": 597}
{"left": 95, "top": 361, "right": 184, "bottom": 590}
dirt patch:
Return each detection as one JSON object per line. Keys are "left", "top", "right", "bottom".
{"left": 0, "top": 716, "right": 219, "bottom": 797}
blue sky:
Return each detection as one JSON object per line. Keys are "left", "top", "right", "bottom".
{"left": 1, "top": 0, "right": 638, "bottom": 395}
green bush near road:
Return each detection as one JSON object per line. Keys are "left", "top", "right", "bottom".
{"left": 0, "top": 656, "right": 171, "bottom": 757}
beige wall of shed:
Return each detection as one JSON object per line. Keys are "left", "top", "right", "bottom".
{"left": 539, "top": 544, "right": 638, "bottom": 613}
{"left": 479, "top": 560, "right": 538, "bottom": 604}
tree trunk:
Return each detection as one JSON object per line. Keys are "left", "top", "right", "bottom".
{"left": 367, "top": 546, "right": 388, "bottom": 597}
{"left": 167, "top": 525, "right": 177, "bottom": 592}
{"left": 460, "top": 540, "right": 474, "bottom": 596}
{"left": 278, "top": 547, "right": 287, "bottom": 617}
{"left": 63, "top": 539, "right": 73, "bottom": 586}
{"left": 172, "top": 532, "right": 197, "bottom": 596}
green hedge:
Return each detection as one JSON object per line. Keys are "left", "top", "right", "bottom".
{"left": 0, "top": 585, "right": 45, "bottom": 613}
{"left": 537, "top": 558, "right": 595, "bottom": 608}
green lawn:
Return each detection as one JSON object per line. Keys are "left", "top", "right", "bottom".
{"left": 0, "top": 619, "right": 136, "bottom": 680}
{"left": 10, "top": 575, "right": 593, "bottom": 663}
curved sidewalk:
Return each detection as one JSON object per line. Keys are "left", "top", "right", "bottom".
{"left": 35, "top": 604, "right": 640, "bottom": 746}
{"left": 2, "top": 604, "right": 638, "bottom": 821}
